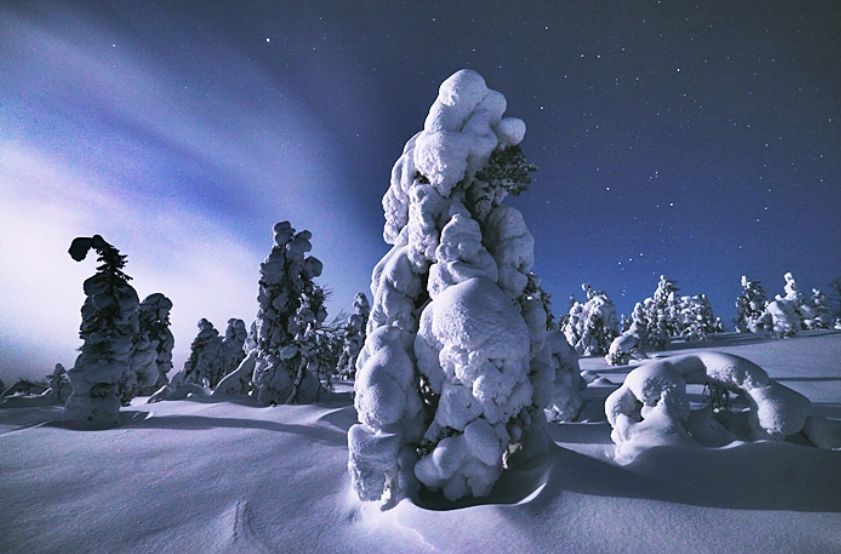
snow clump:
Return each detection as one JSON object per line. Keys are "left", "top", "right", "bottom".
{"left": 605, "top": 352, "right": 813, "bottom": 463}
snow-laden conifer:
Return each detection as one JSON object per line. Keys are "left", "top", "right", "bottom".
{"left": 174, "top": 318, "right": 224, "bottom": 388}
{"left": 251, "top": 222, "right": 328, "bottom": 405}
{"left": 735, "top": 275, "right": 768, "bottom": 333}
{"left": 677, "top": 293, "right": 717, "bottom": 341}
{"left": 562, "top": 283, "right": 620, "bottom": 356}
{"left": 137, "top": 293, "right": 174, "bottom": 394}
{"left": 349, "top": 69, "right": 564, "bottom": 504}
{"left": 221, "top": 318, "right": 248, "bottom": 379}
{"left": 65, "top": 235, "right": 140, "bottom": 428}
{"left": 337, "top": 293, "right": 370, "bottom": 378}
{"left": 805, "top": 289, "right": 831, "bottom": 329}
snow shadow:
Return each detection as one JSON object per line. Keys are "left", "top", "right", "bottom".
{"left": 126, "top": 414, "right": 349, "bottom": 447}
{"left": 415, "top": 440, "right": 841, "bottom": 513}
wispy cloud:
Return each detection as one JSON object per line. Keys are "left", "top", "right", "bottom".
{"left": 0, "top": 8, "right": 383, "bottom": 381}
{"left": 0, "top": 143, "right": 262, "bottom": 379}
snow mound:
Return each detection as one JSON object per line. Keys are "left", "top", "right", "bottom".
{"left": 605, "top": 351, "right": 813, "bottom": 463}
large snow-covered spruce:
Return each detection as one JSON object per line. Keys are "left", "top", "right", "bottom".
{"left": 251, "top": 221, "right": 328, "bottom": 405}
{"left": 65, "top": 235, "right": 141, "bottom": 428}
{"left": 349, "top": 69, "right": 566, "bottom": 504}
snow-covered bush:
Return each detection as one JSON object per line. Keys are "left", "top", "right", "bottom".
{"left": 65, "top": 235, "right": 141, "bottom": 428}
{"left": 137, "top": 293, "right": 174, "bottom": 394}
{"left": 606, "top": 303, "right": 648, "bottom": 366}
{"left": 734, "top": 275, "right": 768, "bottom": 333}
{"left": 348, "top": 69, "right": 561, "bottom": 504}
{"left": 562, "top": 283, "right": 619, "bottom": 356}
{"left": 337, "top": 293, "right": 370, "bottom": 378}
{"left": 251, "top": 221, "right": 328, "bottom": 405}
{"left": 605, "top": 352, "right": 813, "bottom": 463}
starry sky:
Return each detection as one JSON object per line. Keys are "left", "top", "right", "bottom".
{"left": 1, "top": 0, "right": 839, "bottom": 382}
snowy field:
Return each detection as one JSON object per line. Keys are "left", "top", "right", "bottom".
{"left": 2, "top": 331, "right": 840, "bottom": 554}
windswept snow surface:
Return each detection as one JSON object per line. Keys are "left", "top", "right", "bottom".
{"left": 2, "top": 333, "right": 841, "bottom": 553}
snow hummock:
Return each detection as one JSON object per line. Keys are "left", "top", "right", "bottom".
{"left": 605, "top": 351, "right": 814, "bottom": 463}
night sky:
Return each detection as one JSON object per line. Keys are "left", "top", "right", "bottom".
{"left": 2, "top": 1, "right": 839, "bottom": 381}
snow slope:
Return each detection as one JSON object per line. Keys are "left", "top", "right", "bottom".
{"left": 1, "top": 332, "right": 840, "bottom": 553}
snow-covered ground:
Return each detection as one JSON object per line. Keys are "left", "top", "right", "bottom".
{"left": 2, "top": 332, "right": 840, "bottom": 553}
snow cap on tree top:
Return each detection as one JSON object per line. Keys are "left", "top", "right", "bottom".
{"left": 69, "top": 234, "right": 112, "bottom": 261}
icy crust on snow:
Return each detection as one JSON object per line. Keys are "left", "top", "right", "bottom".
{"left": 605, "top": 352, "right": 813, "bottom": 463}
{"left": 349, "top": 70, "right": 566, "bottom": 504}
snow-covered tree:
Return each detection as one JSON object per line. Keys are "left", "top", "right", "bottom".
{"left": 805, "top": 288, "right": 831, "bottom": 330}
{"left": 642, "top": 275, "right": 681, "bottom": 349}
{"left": 47, "top": 363, "right": 72, "bottom": 404}
{"left": 677, "top": 293, "right": 717, "bottom": 341}
{"left": 337, "top": 293, "right": 370, "bottom": 378}
{"left": 349, "top": 69, "right": 564, "bottom": 504}
{"left": 760, "top": 272, "right": 810, "bottom": 338}
{"left": 606, "top": 302, "right": 648, "bottom": 366}
{"left": 137, "top": 293, "right": 174, "bottom": 394}
{"left": 619, "top": 313, "right": 632, "bottom": 334}
{"left": 65, "top": 235, "right": 140, "bottom": 428}
{"left": 221, "top": 318, "right": 248, "bottom": 379}
{"left": 562, "top": 283, "right": 620, "bottom": 356}
{"left": 174, "top": 319, "right": 223, "bottom": 387}
{"left": 251, "top": 221, "right": 328, "bottom": 405}
{"left": 734, "top": 275, "right": 768, "bottom": 333}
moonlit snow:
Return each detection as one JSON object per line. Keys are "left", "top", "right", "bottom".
{"left": 1, "top": 68, "right": 840, "bottom": 553}
{"left": 2, "top": 332, "right": 840, "bottom": 553}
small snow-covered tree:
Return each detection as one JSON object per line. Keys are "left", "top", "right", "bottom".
{"left": 760, "top": 272, "right": 808, "bottom": 338}
{"left": 337, "top": 293, "right": 370, "bottom": 378}
{"left": 805, "top": 289, "right": 831, "bottom": 329}
{"left": 65, "top": 235, "right": 140, "bottom": 428}
{"left": 349, "top": 69, "right": 563, "bottom": 504}
{"left": 734, "top": 275, "right": 768, "bottom": 333}
{"left": 606, "top": 302, "right": 648, "bottom": 366}
{"left": 643, "top": 275, "right": 681, "bottom": 349}
{"left": 220, "top": 318, "right": 248, "bottom": 379}
{"left": 137, "top": 293, "right": 174, "bottom": 394}
{"left": 251, "top": 221, "right": 328, "bottom": 405}
{"left": 677, "top": 293, "right": 717, "bottom": 341}
{"left": 175, "top": 318, "right": 224, "bottom": 388}
{"left": 562, "top": 283, "right": 620, "bottom": 356}
{"left": 47, "top": 363, "right": 72, "bottom": 404}
{"left": 619, "top": 313, "right": 632, "bottom": 333}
